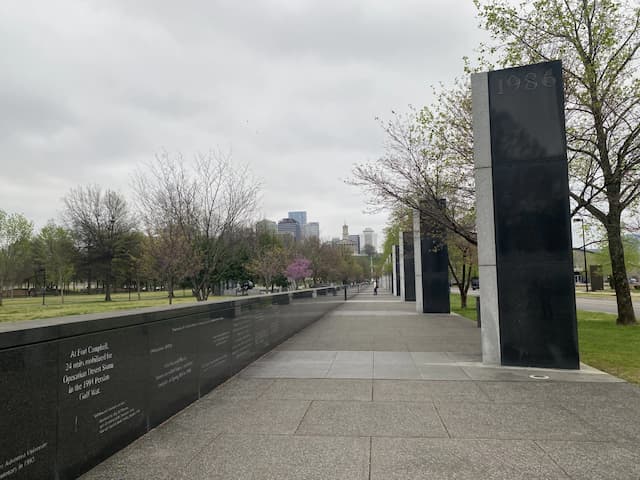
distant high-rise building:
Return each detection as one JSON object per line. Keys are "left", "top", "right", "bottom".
{"left": 304, "top": 222, "right": 320, "bottom": 239}
{"left": 277, "top": 218, "right": 301, "bottom": 241}
{"left": 288, "top": 211, "right": 307, "bottom": 226}
{"left": 348, "top": 234, "right": 361, "bottom": 254}
{"left": 255, "top": 219, "right": 277, "bottom": 234}
{"left": 363, "top": 228, "right": 375, "bottom": 250}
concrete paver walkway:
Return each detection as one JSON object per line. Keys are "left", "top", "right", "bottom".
{"left": 82, "top": 289, "right": 640, "bottom": 480}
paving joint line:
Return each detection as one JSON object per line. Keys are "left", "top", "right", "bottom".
{"left": 368, "top": 436, "right": 373, "bottom": 480}
{"left": 431, "top": 400, "right": 452, "bottom": 439}
{"left": 532, "top": 439, "right": 573, "bottom": 479}
{"left": 292, "top": 400, "right": 314, "bottom": 435}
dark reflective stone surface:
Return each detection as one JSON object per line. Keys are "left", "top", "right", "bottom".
{"left": 403, "top": 232, "right": 416, "bottom": 301}
{"left": 0, "top": 343, "right": 57, "bottom": 480}
{"left": 498, "top": 262, "right": 579, "bottom": 368}
{"left": 57, "top": 327, "right": 148, "bottom": 479}
{"left": 421, "top": 235, "right": 451, "bottom": 314}
{"left": 395, "top": 245, "right": 401, "bottom": 296}
{"left": 0, "top": 287, "right": 354, "bottom": 479}
{"left": 488, "top": 60, "right": 579, "bottom": 369}
{"left": 198, "top": 309, "right": 233, "bottom": 395}
{"left": 420, "top": 205, "right": 451, "bottom": 314}
{"left": 492, "top": 163, "right": 572, "bottom": 264}
{"left": 148, "top": 314, "right": 209, "bottom": 426}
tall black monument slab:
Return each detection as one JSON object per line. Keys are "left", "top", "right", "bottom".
{"left": 477, "top": 60, "right": 579, "bottom": 369}
{"left": 402, "top": 231, "right": 416, "bottom": 302}
{"left": 414, "top": 203, "right": 451, "bottom": 314}
{"left": 394, "top": 245, "right": 401, "bottom": 296}
{"left": 420, "top": 232, "right": 450, "bottom": 313}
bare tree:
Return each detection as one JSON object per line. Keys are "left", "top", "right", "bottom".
{"left": 64, "top": 186, "right": 133, "bottom": 301}
{"left": 475, "top": 0, "right": 640, "bottom": 324}
{"left": 350, "top": 81, "right": 478, "bottom": 305}
{"left": 134, "top": 150, "right": 260, "bottom": 301}
{"left": 350, "top": 81, "right": 476, "bottom": 247}
{"left": 247, "top": 245, "right": 287, "bottom": 292}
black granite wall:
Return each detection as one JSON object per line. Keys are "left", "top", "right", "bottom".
{"left": 488, "top": 60, "right": 579, "bottom": 369}
{"left": 403, "top": 232, "right": 416, "bottom": 301}
{"left": 0, "top": 286, "right": 354, "bottom": 480}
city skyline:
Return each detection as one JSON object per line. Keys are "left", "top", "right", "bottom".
{"left": 262, "top": 210, "right": 379, "bottom": 248}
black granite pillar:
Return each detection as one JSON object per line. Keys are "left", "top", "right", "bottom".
{"left": 417, "top": 203, "right": 450, "bottom": 313}
{"left": 402, "top": 232, "right": 416, "bottom": 302}
{"left": 394, "top": 245, "right": 401, "bottom": 296}
{"left": 474, "top": 60, "right": 579, "bottom": 369}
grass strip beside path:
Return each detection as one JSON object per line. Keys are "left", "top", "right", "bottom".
{"left": 450, "top": 293, "right": 478, "bottom": 322}
{"left": 0, "top": 292, "right": 233, "bottom": 323}
{"left": 451, "top": 294, "right": 640, "bottom": 385}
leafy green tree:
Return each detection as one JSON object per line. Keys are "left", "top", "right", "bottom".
{"left": 33, "top": 222, "right": 77, "bottom": 303}
{"left": 212, "top": 228, "right": 255, "bottom": 294}
{"left": 447, "top": 235, "right": 478, "bottom": 308}
{"left": 593, "top": 234, "right": 640, "bottom": 279}
{"left": 0, "top": 210, "right": 32, "bottom": 305}
{"left": 475, "top": 0, "right": 640, "bottom": 324}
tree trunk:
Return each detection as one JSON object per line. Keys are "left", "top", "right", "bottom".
{"left": 168, "top": 277, "right": 174, "bottom": 305}
{"left": 458, "top": 287, "right": 467, "bottom": 309}
{"left": 60, "top": 274, "right": 65, "bottom": 304}
{"left": 606, "top": 221, "right": 637, "bottom": 325}
{"left": 105, "top": 277, "right": 112, "bottom": 302}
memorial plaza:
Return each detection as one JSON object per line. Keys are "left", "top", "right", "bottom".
{"left": 81, "top": 287, "right": 640, "bottom": 480}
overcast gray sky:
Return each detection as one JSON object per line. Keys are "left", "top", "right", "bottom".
{"left": 0, "top": 0, "right": 488, "bottom": 245}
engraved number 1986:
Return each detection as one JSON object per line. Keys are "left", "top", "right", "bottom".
{"left": 496, "top": 69, "right": 555, "bottom": 94}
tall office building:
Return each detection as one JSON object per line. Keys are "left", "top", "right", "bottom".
{"left": 348, "top": 234, "right": 361, "bottom": 254}
{"left": 363, "top": 228, "right": 376, "bottom": 250}
{"left": 277, "top": 218, "right": 301, "bottom": 241}
{"left": 288, "top": 211, "right": 307, "bottom": 226}
{"left": 304, "top": 222, "right": 320, "bottom": 239}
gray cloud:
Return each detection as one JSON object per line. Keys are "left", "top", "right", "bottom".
{"left": 0, "top": 0, "right": 488, "bottom": 245}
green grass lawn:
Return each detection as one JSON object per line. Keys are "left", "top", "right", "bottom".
{"left": 577, "top": 310, "right": 640, "bottom": 384}
{"left": 450, "top": 293, "right": 478, "bottom": 322}
{"left": 0, "top": 291, "right": 233, "bottom": 323}
{"left": 451, "top": 293, "right": 640, "bottom": 385}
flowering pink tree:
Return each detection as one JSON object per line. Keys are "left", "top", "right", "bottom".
{"left": 286, "top": 256, "right": 312, "bottom": 288}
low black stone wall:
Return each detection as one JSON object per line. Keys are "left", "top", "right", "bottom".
{"left": 0, "top": 286, "right": 354, "bottom": 480}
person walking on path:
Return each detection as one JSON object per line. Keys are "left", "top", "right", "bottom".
{"left": 373, "top": 280, "right": 378, "bottom": 295}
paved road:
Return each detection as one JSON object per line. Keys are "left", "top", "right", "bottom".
{"left": 458, "top": 287, "right": 640, "bottom": 315}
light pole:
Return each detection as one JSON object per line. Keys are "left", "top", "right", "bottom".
{"left": 573, "top": 218, "right": 588, "bottom": 292}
